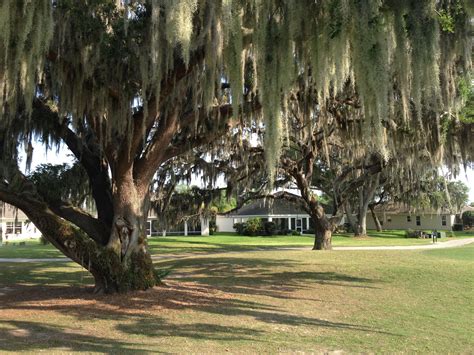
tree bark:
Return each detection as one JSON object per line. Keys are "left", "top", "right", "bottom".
{"left": 314, "top": 229, "right": 332, "bottom": 250}
{"left": 344, "top": 202, "right": 357, "bottom": 233}
{"left": 355, "top": 212, "right": 368, "bottom": 237}
{"left": 354, "top": 174, "right": 380, "bottom": 237}
{"left": 369, "top": 204, "right": 383, "bottom": 232}
{"left": 312, "top": 216, "right": 333, "bottom": 250}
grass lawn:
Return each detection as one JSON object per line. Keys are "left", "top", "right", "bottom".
{"left": 0, "top": 230, "right": 473, "bottom": 259}
{"left": 147, "top": 230, "right": 474, "bottom": 255}
{"left": 0, "top": 245, "right": 472, "bottom": 353}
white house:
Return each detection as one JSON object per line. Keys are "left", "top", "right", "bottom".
{"left": 0, "top": 203, "right": 42, "bottom": 241}
{"left": 0, "top": 201, "right": 210, "bottom": 242}
{"left": 366, "top": 203, "right": 461, "bottom": 231}
{"left": 216, "top": 192, "right": 317, "bottom": 233}
{"left": 146, "top": 209, "right": 210, "bottom": 236}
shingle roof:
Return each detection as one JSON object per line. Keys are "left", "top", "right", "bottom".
{"left": 225, "top": 192, "right": 308, "bottom": 216}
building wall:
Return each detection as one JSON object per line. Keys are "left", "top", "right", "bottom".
{"left": 366, "top": 213, "right": 454, "bottom": 231}
{"left": 0, "top": 203, "right": 42, "bottom": 241}
{"left": 216, "top": 214, "right": 313, "bottom": 233}
{"left": 216, "top": 215, "right": 235, "bottom": 233}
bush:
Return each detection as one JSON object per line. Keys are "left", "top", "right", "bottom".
{"left": 343, "top": 223, "right": 354, "bottom": 233}
{"left": 292, "top": 230, "right": 301, "bottom": 236}
{"left": 263, "top": 221, "right": 276, "bottom": 236}
{"left": 405, "top": 229, "right": 419, "bottom": 238}
{"left": 233, "top": 222, "right": 245, "bottom": 234}
{"left": 446, "top": 231, "right": 455, "bottom": 238}
{"left": 244, "top": 218, "right": 263, "bottom": 236}
{"left": 452, "top": 224, "right": 464, "bottom": 231}
{"left": 209, "top": 220, "right": 217, "bottom": 235}
{"left": 39, "top": 235, "right": 50, "bottom": 245}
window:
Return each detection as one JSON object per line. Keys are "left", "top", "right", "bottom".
{"left": 416, "top": 216, "right": 421, "bottom": 226}
{"left": 291, "top": 218, "right": 296, "bottom": 230}
{"left": 407, "top": 215, "right": 411, "bottom": 222}
{"left": 15, "top": 222, "right": 22, "bottom": 234}
{"left": 6, "top": 222, "right": 13, "bottom": 234}
{"left": 441, "top": 215, "right": 447, "bottom": 226}
{"left": 387, "top": 216, "right": 392, "bottom": 223}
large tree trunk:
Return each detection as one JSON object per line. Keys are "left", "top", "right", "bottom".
{"left": 354, "top": 212, "right": 367, "bottom": 237}
{"left": 313, "top": 226, "right": 332, "bottom": 250}
{"left": 311, "top": 214, "right": 333, "bottom": 250}
{"left": 354, "top": 174, "right": 380, "bottom": 237}
{"left": 0, "top": 174, "right": 158, "bottom": 294}
{"left": 369, "top": 204, "right": 383, "bottom": 232}
{"left": 92, "top": 171, "right": 157, "bottom": 294}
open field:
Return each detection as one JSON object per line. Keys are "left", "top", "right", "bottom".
{"left": 0, "top": 244, "right": 473, "bottom": 353}
{"left": 1, "top": 230, "right": 473, "bottom": 259}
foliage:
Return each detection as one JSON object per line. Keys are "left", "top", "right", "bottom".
{"left": 29, "top": 163, "right": 91, "bottom": 206}
{"left": 393, "top": 175, "right": 469, "bottom": 214}
{"left": 0, "top": 0, "right": 472, "bottom": 290}
{"left": 243, "top": 217, "right": 263, "bottom": 236}
{"left": 462, "top": 211, "right": 474, "bottom": 228}
{"left": 405, "top": 229, "right": 418, "bottom": 238}
{"left": 209, "top": 220, "right": 217, "bottom": 235}
{"left": 1, "top": 0, "right": 471, "bottom": 180}
{"left": 263, "top": 221, "right": 276, "bottom": 236}
{"left": 210, "top": 190, "right": 237, "bottom": 213}
{"left": 233, "top": 222, "right": 245, "bottom": 235}
{"left": 233, "top": 218, "right": 277, "bottom": 236}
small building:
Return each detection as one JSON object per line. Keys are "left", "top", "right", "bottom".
{"left": 366, "top": 203, "right": 461, "bottom": 231}
{"left": 216, "top": 192, "right": 315, "bottom": 233}
{"left": 0, "top": 203, "right": 42, "bottom": 241}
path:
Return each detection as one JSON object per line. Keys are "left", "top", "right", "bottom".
{"left": 0, "top": 238, "right": 472, "bottom": 263}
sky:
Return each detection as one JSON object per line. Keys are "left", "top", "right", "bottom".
{"left": 20, "top": 142, "right": 474, "bottom": 204}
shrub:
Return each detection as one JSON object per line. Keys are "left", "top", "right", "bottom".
{"left": 263, "top": 221, "right": 276, "bottom": 236}
{"left": 343, "top": 223, "right": 354, "bottom": 233}
{"left": 233, "top": 222, "right": 245, "bottom": 235}
{"left": 244, "top": 218, "right": 263, "bottom": 236}
{"left": 452, "top": 224, "right": 463, "bottom": 231}
{"left": 446, "top": 231, "right": 455, "bottom": 238}
{"left": 405, "top": 229, "right": 419, "bottom": 238}
{"left": 292, "top": 230, "right": 301, "bottom": 236}
{"left": 209, "top": 220, "right": 217, "bottom": 235}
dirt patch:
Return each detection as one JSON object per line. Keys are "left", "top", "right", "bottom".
{"left": 0, "top": 281, "right": 233, "bottom": 320}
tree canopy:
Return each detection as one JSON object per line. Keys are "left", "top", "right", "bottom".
{"left": 0, "top": 0, "right": 472, "bottom": 292}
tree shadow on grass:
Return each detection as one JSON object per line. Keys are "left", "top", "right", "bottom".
{"left": 0, "top": 320, "right": 156, "bottom": 354}
{"left": 0, "top": 255, "right": 397, "bottom": 352}
{"left": 0, "top": 262, "right": 93, "bottom": 287}
{"left": 157, "top": 256, "right": 381, "bottom": 300}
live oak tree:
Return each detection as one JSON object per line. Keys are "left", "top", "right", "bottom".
{"left": 0, "top": 0, "right": 472, "bottom": 292}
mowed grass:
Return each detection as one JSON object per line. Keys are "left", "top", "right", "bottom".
{"left": 146, "top": 230, "right": 474, "bottom": 255}
{"left": 0, "top": 245, "right": 472, "bottom": 353}
{"left": 0, "top": 230, "right": 473, "bottom": 259}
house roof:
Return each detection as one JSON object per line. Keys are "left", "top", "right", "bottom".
{"left": 224, "top": 192, "right": 309, "bottom": 217}
{"left": 372, "top": 202, "right": 461, "bottom": 215}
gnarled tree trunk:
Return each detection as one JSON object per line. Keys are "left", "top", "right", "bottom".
{"left": 312, "top": 216, "right": 333, "bottom": 250}
{"left": 0, "top": 164, "right": 159, "bottom": 294}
